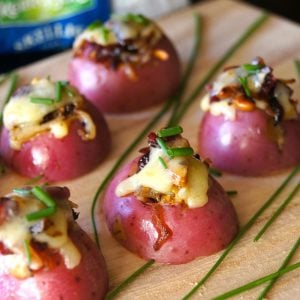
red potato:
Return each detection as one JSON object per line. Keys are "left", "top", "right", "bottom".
{"left": 199, "top": 110, "right": 300, "bottom": 176}
{"left": 103, "top": 158, "right": 239, "bottom": 264}
{"left": 68, "top": 17, "right": 181, "bottom": 114}
{"left": 0, "top": 186, "right": 108, "bottom": 300}
{"left": 0, "top": 94, "right": 111, "bottom": 182}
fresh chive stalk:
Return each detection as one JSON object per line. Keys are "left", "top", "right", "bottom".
{"left": 157, "top": 126, "right": 183, "bottom": 138}
{"left": 25, "top": 174, "right": 44, "bottom": 185}
{"left": 212, "top": 258, "right": 300, "bottom": 300}
{"left": 258, "top": 237, "right": 300, "bottom": 300}
{"left": 13, "top": 188, "right": 32, "bottom": 196}
{"left": 123, "top": 13, "right": 150, "bottom": 26}
{"left": 254, "top": 183, "right": 300, "bottom": 241}
{"left": 167, "top": 14, "right": 202, "bottom": 127}
{"left": 168, "top": 147, "right": 194, "bottom": 157}
{"left": 158, "top": 156, "right": 168, "bottom": 169}
{"left": 88, "top": 20, "right": 103, "bottom": 30}
{"left": 23, "top": 239, "right": 32, "bottom": 265}
{"left": 31, "top": 186, "right": 56, "bottom": 207}
{"left": 30, "top": 97, "right": 54, "bottom": 105}
{"left": 209, "top": 167, "right": 222, "bottom": 177}
{"left": 182, "top": 164, "right": 300, "bottom": 300}
{"left": 105, "top": 260, "right": 155, "bottom": 300}
{"left": 0, "top": 72, "right": 18, "bottom": 125}
{"left": 238, "top": 76, "right": 251, "bottom": 97}
{"left": 171, "top": 13, "right": 268, "bottom": 125}
{"left": 100, "top": 26, "right": 110, "bottom": 43}
{"left": 26, "top": 206, "right": 57, "bottom": 222}
{"left": 156, "top": 137, "right": 172, "bottom": 157}
{"left": 242, "top": 63, "right": 263, "bottom": 72}
{"left": 55, "top": 81, "right": 62, "bottom": 102}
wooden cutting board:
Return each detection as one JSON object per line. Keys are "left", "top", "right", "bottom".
{"left": 1, "top": 0, "right": 300, "bottom": 299}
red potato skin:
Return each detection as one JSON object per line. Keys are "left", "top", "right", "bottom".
{"left": 198, "top": 110, "right": 300, "bottom": 176}
{"left": 68, "top": 37, "right": 181, "bottom": 114}
{"left": 103, "top": 159, "right": 239, "bottom": 264}
{"left": 0, "top": 102, "right": 111, "bottom": 182}
{"left": 0, "top": 187, "right": 108, "bottom": 300}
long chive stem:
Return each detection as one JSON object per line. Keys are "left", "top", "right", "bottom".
{"left": 25, "top": 174, "right": 44, "bottom": 185}
{"left": 254, "top": 183, "right": 300, "bottom": 241}
{"left": 105, "top": 259, "right": 155, "bottom": 300}
{"left": 90, "top": 13, "right": 203, "bottom": 249}
{"left": 0, "top": 73, "right": 18, "bottom": 124}
{"left": 295, "top": 60, "right": 300, "bottom": 76}
{"left": 258, "top": 237, "right": 300, "bottom": 300}
{"left": 183, "top": 164, "right": 300, "bottom": 299}
{"left": 171, "top": 13, "right": 268, "bottom": 125}
{"left": 167, "top": 14, "right": 202, "bottom": 126}
{"left": 212, "top": 259, "right": 300, "bottom": 300}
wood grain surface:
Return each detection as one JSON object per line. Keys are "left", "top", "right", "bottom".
{"left": 1, "top": 0, "right": 300, "bottom": 299}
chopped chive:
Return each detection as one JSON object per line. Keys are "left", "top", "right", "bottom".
{"left": 0, "top": 72, "right": 18, "bottom": 125}
{"left": 25, "top": 174, "right": 44, "bottom": 185}
{"left": 55, "top": 81, "right": 62, "bottom": 102}
{"left": 242, "top": 63, "right": 263, "bottom": 72}
{"left": 31, "top": 186, "right": 56, "bottom": 207}
{"left": 88, "top": 20, "right": 102, "bottom": 30}
{"left": 30, "top": 97, "right": 54, "bottom": 105}
{"left": 212, "top": 259, "right": 300, "bottom": 300}
{"left": 209, "top": 167, "right": 222, "bottom": 177}
{"left": 157, "top": 126, "right": 183, "bottom": 138}
{"left": 238, "top": 76, "right": 251, "bottom": 97}
{"left": 13, "top": 188, "right": 32, "bottom": 197}
{"left": 156, "top": 137, "right": 172, "bottom": 158}
{"left": 226, "top": 190, "right": 238, "bottom": 196}
{"left": 105, "top": 259, "right": 155, "bottom": 300}
{"left": 90, "top": 13, "right": 202, "bottom": 249}
{"left": 254, "top": 183, "right": 300, "bottom": 241}
{"left": 168, "top": 147, "right": 194, "bottom": 157}
{"left": 258, "top": 237, "right": 300, "bottom": 300}
{"left": 171, "top": 13, "right": 269, "bottom": 125}
{"left": 123, "top": 13, "right": 150, "bottom": 26}
{"left": 99, "top": 26, "right": 110, "bottom": 43}
{"left": 26, "top": 206, "right": 56, "bottom": 221}
{"left": 23, "top": 239, "right": 32, "bottom": 265}
{"left": 183, "top": 163, "right": 300, "bottom": 300}
{"left": 158, "top": 156, "right": 168, "bottom": 169}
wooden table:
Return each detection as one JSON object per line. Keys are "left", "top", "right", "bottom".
{"left": 1, "top": 0, "right": 300, "bottom": 298}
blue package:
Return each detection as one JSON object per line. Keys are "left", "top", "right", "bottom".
{"left": 0, "top": 0, "right": 110, "bottom": 54}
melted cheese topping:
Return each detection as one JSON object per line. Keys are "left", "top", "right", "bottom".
{"left": 0, "top": 192, "right": 81, "bottom": 278}
{"left": 116, "top": 147, "right": 209, "bottom": 208}
{"left": 201, "top": 63, "right": 298, "bottom": 121}
{"left": 74, "top": 16, "right": 162, "bottom": 49}
{"left": 3, "top": 78, "right": 96, "bottom": 150}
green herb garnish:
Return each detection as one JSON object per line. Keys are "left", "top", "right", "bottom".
{"left": 26, "top": 206, "right": 57, "bottom": 222}
{"left": 212, "top": 257, "right": 300, "bottom": 300}
{"left": 158, "top": 156, "right": 168, "bottom": 169}
{"left": 122, "top": 13, "right": 150, "bottom": 26}
{"left": 23, "top": 239, "right": 32, "bottom": 265}
{"left": 105, "top": 259, "right": 155, "bottom": 300}
{"left": 168, "top": 147, "right": 194, "bottom": 157}
{"left": 258, "top": 237, "right": 300, "bottom": 299}
{"left": 31, "top": 186, "right": 56, "bottom": 207}
{"left": 209, "top": 167, "right": 222, "bottom": 177}
{"left": 156, "top": 137, "right": 172, "bottom": 157}
{"left": 226, "top": 190, "right": 238, "bottom": 196}
{"left": 183, "top": 163, "right": 299, "bottom": 299}
{"left": 55, "top": 81, "right": 62, "bottom": 102}
{"left": 13, "top": 188, "right": 32, "bottom": 196}
{"left": 88, "top": 20, "right": 103, "bottom": 30}
{"left": 242, "top": 63, "right": 263, "bottom": 73}
{"left": 238, "top": 76, "right": 251, "bottom": 97}
{"left": 254, "top": 182, "right": 300, "bottom": 241}
{"left": 157, "top": 126, "right": 183, "bottom": 138}
{"left": 0, "top": 72, "right": 18, "bottom": 125}
{"left": 99, "top": 26, "right": 110, "bottom": 43}
{"left": 30, "top": 97, "right": 54, "bottom": 105}
{"left": 25, "top": 174, "right": 44, "bottom": 185}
